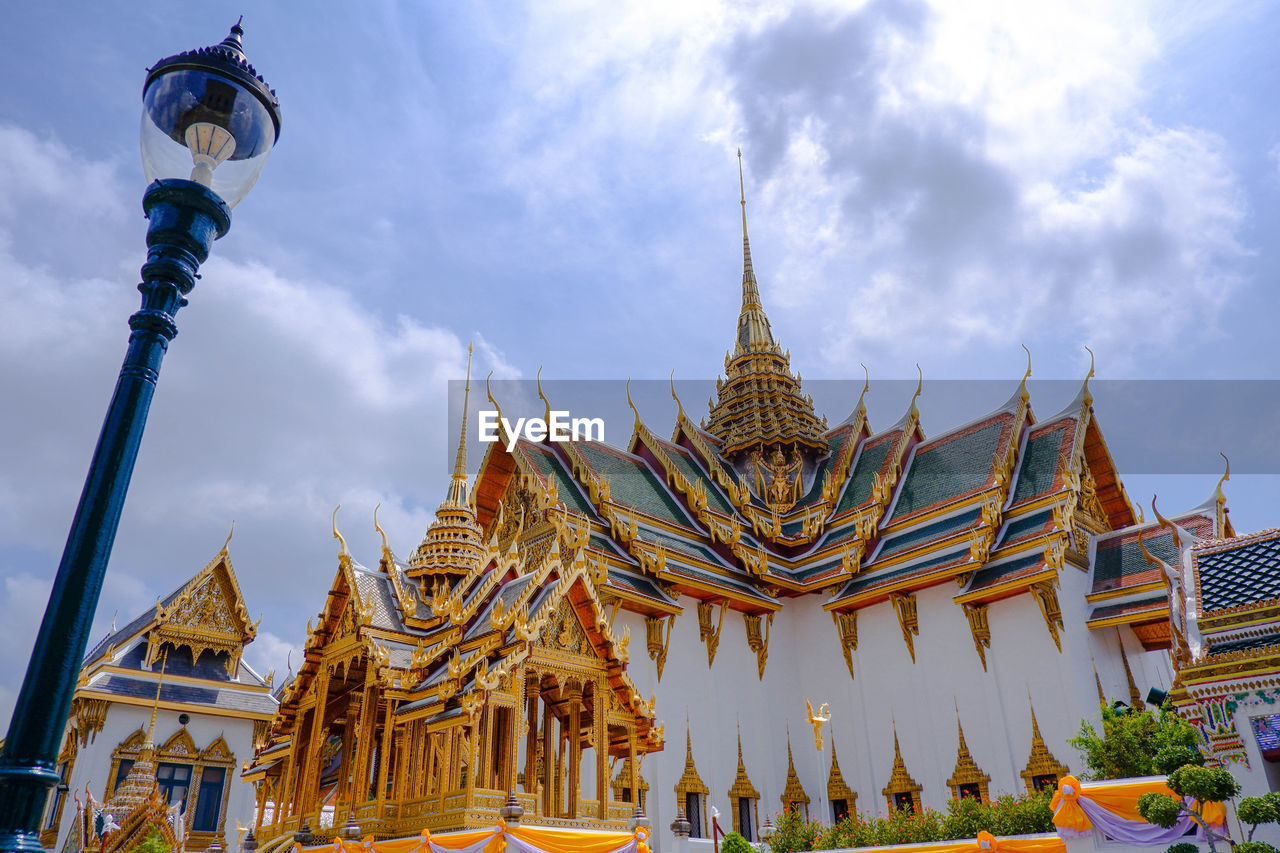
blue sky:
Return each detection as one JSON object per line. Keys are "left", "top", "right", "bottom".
{"left": 1, "top": 1, "right": 1278, "bottom": 725}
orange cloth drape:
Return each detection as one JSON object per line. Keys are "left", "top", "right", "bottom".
{"left": 1051, "top": 775, "right": 1227, "bottom": 831}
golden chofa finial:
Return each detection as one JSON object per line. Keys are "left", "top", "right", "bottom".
{"left": 1019, "top": 344, "right": 1032, "bottom": 403}
{"left": 1083, "top": 345, "right": 1096, "bottom": 406}
{"left": 1151, "top": 494, "right": 1174, "bottom": 532}
{"left": 332, "top": 505, "right": 349, "bottom": 558}
{"left": 220, "top": 520, "right": 235, "bottom": 556}
{"left": 536, "top": 366, "right": 552, "bottom": 427}
{"left": 626, "top": 377, "right": 641, "bottom": 428}
{"left": 669, "top": 369, "right": 687, "bottom": 420}
{"left": 857, "top": 363, "right": 870, "bottom": 415}
{"left": 374, "top": 502, "right": 390, "bottom": 553}
{"left": 909, "top": 363, "right": 923, "bottom": 419}
{"left": 1214, "top": 452, "right": 1230, "bottom": 505}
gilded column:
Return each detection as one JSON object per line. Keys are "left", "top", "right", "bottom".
{"left": 254, "top": 779, "right": 267, "bottom": 830}
{"left": 524, "top": 674, "right": 539, "bottom": 795}
{"left": 299, "top": 664, "right": 332, "bottom": 820}
{"left": 541, "top": 697, "right": 555, "bottom": 816}
{"left": 567, "top": 683, "right": 582, "bottom": 818}
{"left": 594, "top": 683, "right": 606, "bottom": 819}
{"left": 277, "top": 724, "right": 301, "bottom": 822}
{"left": 375, "top": 698, "right": 394, "bottom": 819}
{"left": 627, "top": 725, "right": 638, "bottom": 805}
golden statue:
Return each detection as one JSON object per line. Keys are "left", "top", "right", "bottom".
{"left": 805, "top": 697, "right": 830, "bottom": 751}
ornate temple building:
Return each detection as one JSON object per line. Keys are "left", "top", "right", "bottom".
{"left": 243, "top": 165, "right": 1272, "bottom": 853}
{"left": 44, "top": 541, "right": 276, "bottom": 853}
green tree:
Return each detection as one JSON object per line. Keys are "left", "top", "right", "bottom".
{"left": 1238, "top": 790, "right": 1280, "bottom": 845}
{"left": 1136, "top": 765, "right": 1239, "bottom": 853}
{"left": 1070, "top": 702, "right": 1203, "bottom": 780}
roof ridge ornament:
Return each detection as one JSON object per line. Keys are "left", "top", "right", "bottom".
{"left": 1020, "top": 344, "right": 1032, "bottom": 404}
{"left": 219, "top": 520, "right": 235, "bottom": 557}
{"left": 332, "top": 505, "right": 349, "bottom": 559}
{"left": 909, "top": 363, "right": 923, "bottom": 421}
{"left": 536, "top": 365, "right": 551, "bottom": 429}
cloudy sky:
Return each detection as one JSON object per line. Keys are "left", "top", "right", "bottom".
{"left": 2, "top": 1, "right": 1278, "bottom": 726}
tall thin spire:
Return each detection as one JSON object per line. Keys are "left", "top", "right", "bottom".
{"left": 735, "top": 149, "right": 775, "bottom": 354}
{"left": 446, "top": 343, "right": 474, "bottom": 506}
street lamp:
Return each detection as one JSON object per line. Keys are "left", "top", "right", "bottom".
{"left": 0, "top": 22, "right": 280, "bottom": 853}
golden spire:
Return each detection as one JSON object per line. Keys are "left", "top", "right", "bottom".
{"left": 706, "top": 151, "right": 825, "bottom": 458}
{"left": 145, "top": 650, "right": 167, "bottom": 750}
{"left": 446, "top": 343, "right": 474, "bottom": 506}
{"left": 1092, "top": 653, "right": 1105, "bottom": 707}
{"left": 108, "top": 653, "right": 171, "bottom": 815}
{"left": 407, "top": 344, "right": 483, "bottom": 581}
{"left": 734, "top": 148, "right": 775, "bottom": 355}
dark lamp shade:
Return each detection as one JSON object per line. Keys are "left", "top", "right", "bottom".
{"left": 141, "top": 67, "right": 277, "bottom": 208}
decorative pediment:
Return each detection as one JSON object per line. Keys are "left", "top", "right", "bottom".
{"left": 538, "top": 596, "right": 595, "bottom": 658}
{"left": 201, "top": 734, "right": 235, "bottom": 763}
{"left": 159, "top": 727, "right": 198, "bottom": 759}
{"left": 146, "top": 550, "right": 257, "bottom": 674}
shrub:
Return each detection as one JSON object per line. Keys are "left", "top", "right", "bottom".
{"left": 720, "top": 831, "right": 755, "bottom": 853}
{"left": 1164, "top": 843, "right": 1198, "bottom": 853}
{"left": 1070, "top": 702, "right": 1203, "bottom": 780}
{"left": 765, "top": 790, "right": 1054, "bottom": 851}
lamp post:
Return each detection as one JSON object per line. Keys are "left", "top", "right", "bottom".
{"left": 0, "top": 22, "right": 281, "bottom": 852}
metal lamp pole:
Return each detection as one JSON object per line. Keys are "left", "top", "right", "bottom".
{"left": 0, "top": 23, "right": 281, "bottom": 852}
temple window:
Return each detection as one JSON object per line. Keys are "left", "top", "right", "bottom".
{"left": 882, "top": 729, "right": 923, "bottom": 814}
{"left": 827, "top": 742, "right": 856, "bottom": 823}
{"left": 1020, "top": 703, "right": 1069, "bottom": 795}
{"left": 675, "top": 728, "right": 710, "bottom": 837}
{"left": 728, "top": 731, "right": 760, "bottom": 841}
{"left": 946, "top": 716, "right": 991, "bottom": 802}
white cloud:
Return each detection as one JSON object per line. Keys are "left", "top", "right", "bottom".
{"left": 0, "top": 123, "right": 499, "bottom": 729}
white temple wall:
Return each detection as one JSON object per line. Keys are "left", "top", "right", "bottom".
{"left": 619, "top": 573, "right": 1160, "bottom": 849}
{"left": 54, "top": 703, "right": 258, "bottom": 851}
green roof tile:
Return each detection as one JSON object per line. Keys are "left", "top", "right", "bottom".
{"left": 1092, "top": 529, "right": 1176, "bottom": 593}
{"left": 663, "top": 442, "right": 736, "bottom": 515}
{"left": 576, "top": 442, "right": 691, "bottom": 527}
{"left": 997, "top": 509, "right": 1054, "bottom": 548}
{"left": 525, "top": 445, "right": 596, "bottom": 517}
{"left": 1011, "top": 425, "right": 1067, "bottom": 505}
{"left": 890, "top": 421, "right": 1004, "bottom": 520}
{"left": 835, "top": 438, "right": 893, "bottom": 515}
{"left": 876, "top": 508, "right": 981, "bottom": 561}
